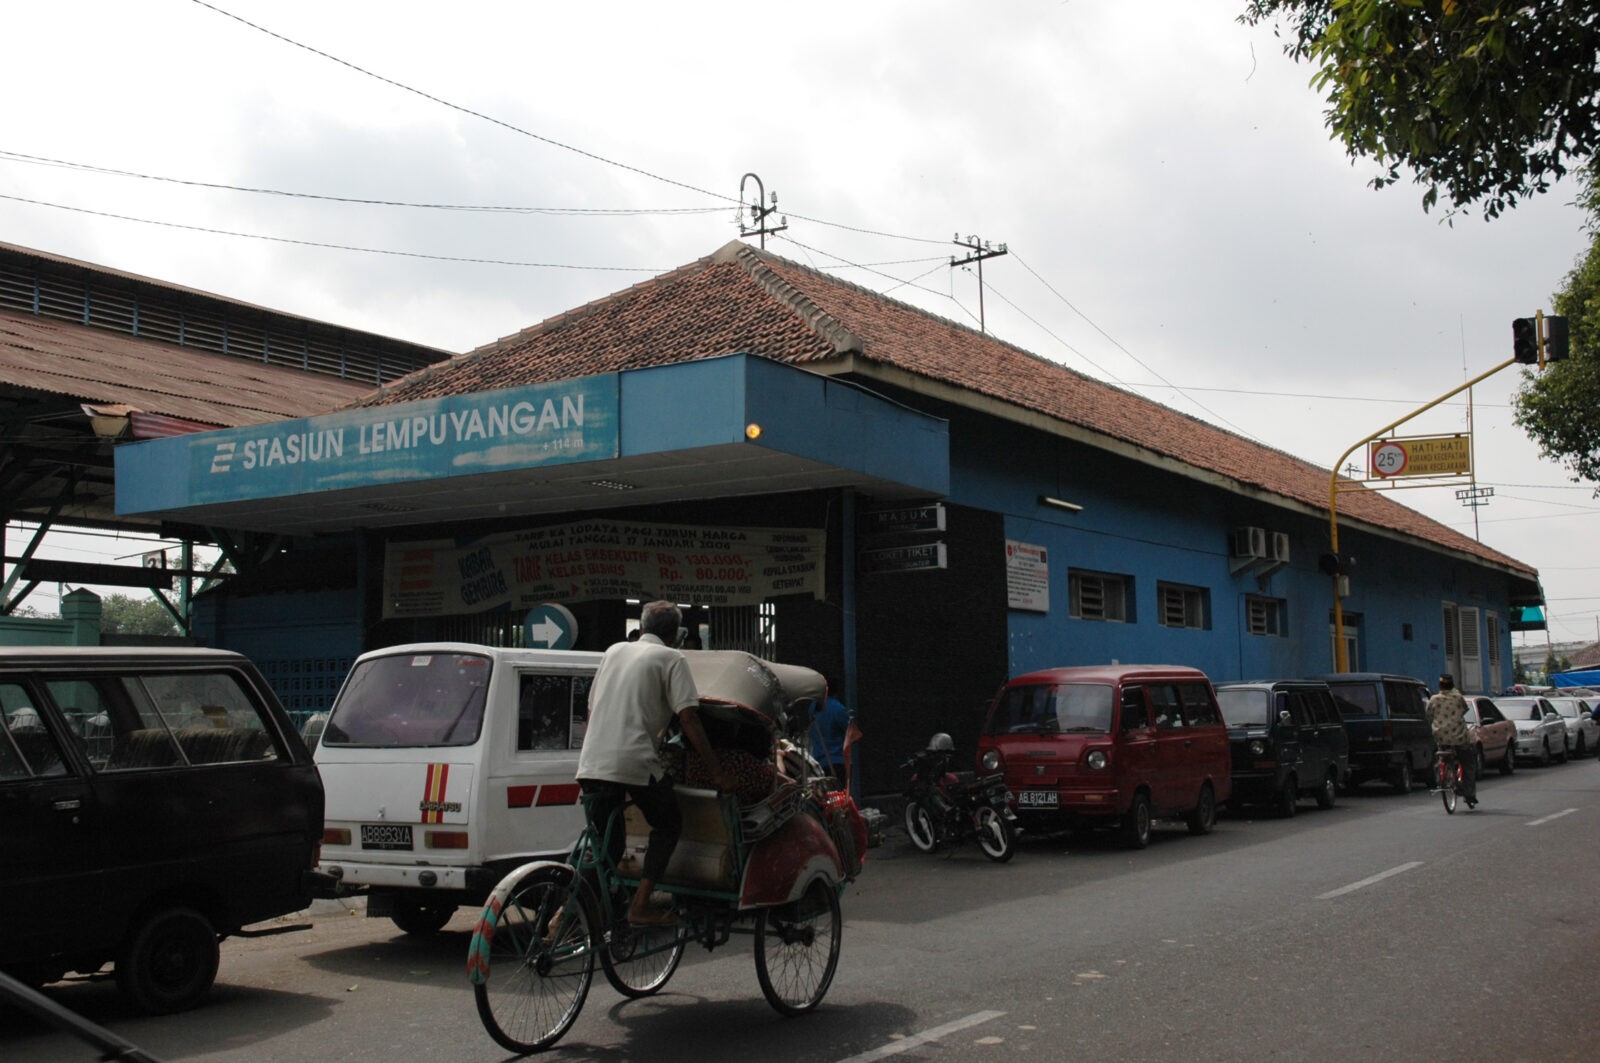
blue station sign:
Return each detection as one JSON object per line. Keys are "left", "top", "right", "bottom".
{"left": 117, "top": 374, "right": 619, "bottom": 515}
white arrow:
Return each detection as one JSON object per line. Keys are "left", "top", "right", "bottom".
{"left": 529, "top": 618, "right": 564, "bottom": 646}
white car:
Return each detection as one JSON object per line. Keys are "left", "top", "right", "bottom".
{"left": 1494, "top": 696, "right": 1570, "bottom": 766}
{"left": 1546, "top": 696, "right": 1599, "bottom": 758}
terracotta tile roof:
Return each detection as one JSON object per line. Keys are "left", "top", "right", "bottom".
{"left": 356, "top": 241, "right": 1534, "bottom": 578}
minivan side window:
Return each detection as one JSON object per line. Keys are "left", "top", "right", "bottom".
{"left": 1, "top": 684, "right": 68, "bottom": 780}
{"left": 1178, "top": 683, "right": 1219, "bottom": 726}
{"left": 46, "top": 671, "right": 282, "bottom": 771}
{"left": 517, "top": 673, "right": 594, "bottom": 751}
{"left": 1385, "top": 681, "right": 1425, "bottom": 719}
{"left": 1120, "top": 686, "right": 1150, "bottom": 731}
{"left": 1309, "top": 690, "right": 1340, "bottom": 725}
{"left": 1329, "top": 684, "right": 1380, "bottom": 718}
{"left": 1150, "top": 685, "right": 1185, "bottom": 729}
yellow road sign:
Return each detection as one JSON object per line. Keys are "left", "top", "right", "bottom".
{"left": 1368, "top": 435, "right": 1471, "bottom": 479}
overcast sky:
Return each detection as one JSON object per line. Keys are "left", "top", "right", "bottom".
{"left": 3, "top": 1, "right": 1596, "bottom": 652}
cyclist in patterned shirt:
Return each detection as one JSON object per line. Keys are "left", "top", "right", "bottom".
{"left": 1425, "top": 674, "right": 1477, "bottom": 808}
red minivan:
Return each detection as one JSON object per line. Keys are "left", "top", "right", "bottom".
{"left": 976, "top": 664, "right": 1231, "bottom": 848}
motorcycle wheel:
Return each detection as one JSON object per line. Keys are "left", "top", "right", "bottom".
{"left": 904, "top": 799, "right": 940, "bottom": 853}
{"left": 974, "top": 806, "right": 1016, "bottom": 863}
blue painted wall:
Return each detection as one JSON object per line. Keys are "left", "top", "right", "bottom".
{"left": 938, "top": 407, "right": 1515, "bottom": 687}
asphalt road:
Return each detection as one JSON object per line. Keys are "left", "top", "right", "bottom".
{"left": 7, "top": 758, "right": 1599, "bottom": 1063}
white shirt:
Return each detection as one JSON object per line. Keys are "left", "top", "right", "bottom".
{"left": 576, "top": 634, "right": 700, "bottom": 786}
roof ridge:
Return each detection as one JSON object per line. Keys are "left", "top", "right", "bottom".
{"left": 715, "top": 241, "right": 863, "bottom": 354}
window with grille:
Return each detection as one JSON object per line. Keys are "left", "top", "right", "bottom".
{"left": 1069, "top": 571, "right": 1131, "bottom": 622}
{"left": 1157, "top": 582, "right": 1208, "bottom": 629}
{"left": 1246, "top": 595, "right": 1287, "bottom": 637}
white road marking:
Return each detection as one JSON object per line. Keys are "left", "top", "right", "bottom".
{"left": 1316, "top": 861, "right": 1424, "bottom": 900}
{"left": 1526, "top": 808, "right": 1578, "bottom": 827}
{"left": 835, "top": 1010, "right": 1008, "bottom": 1063}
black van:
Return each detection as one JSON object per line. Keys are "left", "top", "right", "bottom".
{"left": 1315, "top": 673, "right": 1434, "bottom": 793}
{"left": 1215, "top": 679, "right": 1350, "bottom": 816}
{"left": 0, "top": 647, "right": 327, "bottom": 1012}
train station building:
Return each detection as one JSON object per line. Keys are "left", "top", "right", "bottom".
{"left": 3, "top": 240, "right": 1544, "bottom": 789}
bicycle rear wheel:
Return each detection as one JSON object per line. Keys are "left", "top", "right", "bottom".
{"left": 1438, "top": 759, "right": 1456, "bottom": 814}
{"left": 755, "top": 877, "right": 842, "bottom": 1016}
{"left": 471, "top": 867, "right": 596, "bottom": 1054}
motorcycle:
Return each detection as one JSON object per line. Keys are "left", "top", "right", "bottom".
{"left": 900, "top": 733, "right": 1018, "bottom": 862}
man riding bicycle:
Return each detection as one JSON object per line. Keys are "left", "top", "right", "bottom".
{"left": 1425, "top": 674, "right": 1477, "bottom": 809}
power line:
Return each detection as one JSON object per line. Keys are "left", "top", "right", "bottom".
{"left": 0, "top": 193, "right": 666, "bottom": 272}
{"left": 0, "top": 150, "right": 727, "bottom": 216}
{"left": 191, "top": 0, "right": 736, "bottom": 207}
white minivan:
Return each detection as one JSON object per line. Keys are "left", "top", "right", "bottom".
{"left": 314, "top": 643, "right": 602, "bottom": 934}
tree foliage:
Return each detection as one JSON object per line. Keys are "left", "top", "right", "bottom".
{"left": 100, "top": 593, "right": 180, "bottom": 637}
{"left": 1242, "top": 1, "right": 1600, "bottom": 219}
{"left": 1512, "top": 164, "right": 1600, "bottom": 485}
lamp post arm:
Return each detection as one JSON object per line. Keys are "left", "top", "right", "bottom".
{"left": 1325, "top": 356, "right": 1517, "bottom": 671}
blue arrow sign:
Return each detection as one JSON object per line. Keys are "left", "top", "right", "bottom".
{"left": 524, "top": 603, "right": 579, "bottom": 650}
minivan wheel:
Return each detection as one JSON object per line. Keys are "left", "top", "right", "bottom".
{"left": 1499, "top": 747, "right": 1516, "bottom": 775}
{"left": 1185, "top": 784, "right": 1217, "bottom": 836}
{"left": 1276, "top": 775, "right": 1298, "bottom": 819}
{"left": 392, "top": 898, "right": 456, "bottom": 936}
{"left": 1122, "top": 793, "right": 1152, "bottom": 849}
{"left": 1393, "top": 761, "right": 1413, "bottom": 794}
{"left": 116, "top": 906, "right": 219, "bottom": 1014}
{"left": 1315, "top": 771, "right": 1337, "bottom": 810}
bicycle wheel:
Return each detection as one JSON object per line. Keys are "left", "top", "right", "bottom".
{"left": 471, "top": 867, "right": 595, "bottom": 1054}
{"left": 755, "top": 877, "right": 842, "bottom": 1016}
{"left": 601, "top": 917, "right": 687, "bottom": 998}
{"left": 1438, "top": 760, "right": 1456, "bottom": 814}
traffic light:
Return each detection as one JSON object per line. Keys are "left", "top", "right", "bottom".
{"left": 1544, "top": 315, "right": 1569, "bottom": 362}
{"left": 1317, "top": 552, "right": 1354, "bottom": 576}
{"left": 1512, "top": 317, "right": 1538, "bottom": 363}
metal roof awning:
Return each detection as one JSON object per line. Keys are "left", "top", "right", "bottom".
{"left": 115, "top": 354, "right": 950, "bottom": 535}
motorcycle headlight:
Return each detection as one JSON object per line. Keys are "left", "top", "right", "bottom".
{"left": 979, "top": 748, "right": 1000, "bottom": 772}
{"left": 1086, "top": 750, "right": 1108, "bottom": 770}
{"left": 1248, "top": 739, "right": 1267, "bottom": 756}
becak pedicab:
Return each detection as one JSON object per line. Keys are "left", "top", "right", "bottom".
{"left": 468, "top": 650, "right": 867, "bottom": 1054}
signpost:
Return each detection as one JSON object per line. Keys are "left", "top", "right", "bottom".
{"left": 1368, "top": 435, "right": 1471, "bottom": 479}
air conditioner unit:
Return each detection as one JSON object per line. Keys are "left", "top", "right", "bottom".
{"left": 1270, "top": 532, "right": 1290, "bottom": 564}
{"left": 1229, "top": 526, "right": 1267, "bottom": 559}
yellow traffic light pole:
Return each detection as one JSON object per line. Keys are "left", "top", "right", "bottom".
{"left": 1327, "top": 355, "right": 1517, "bottom": 672}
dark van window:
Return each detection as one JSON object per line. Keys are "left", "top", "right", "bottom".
{"left": 2, "top": 684, "right": 68, "bottom": 779}
{"left": 43, "top": 671, "right": 282, "bottom": 771}
{"left": 1328, "top": 683, "right": 1380, "bottom": 718}
{"left": 1385, "top": 681, "right": 1425, "bottom": 719}
{"left": 1178, "top": 683, "right": 1219, "bottom": 726}
{"left": 1308, "top": 690, "right": 1340, "bottom": 725}
{"left": 988, "top": 684, "right": 1114, "bottom": 735}
{"left": 324, "top": 652, "right": 491, "bottom": 747}
{"left": 517, "top": 673, "right": 594, "bottom": 750}
{"left": 1150, "top": 685, "right": 1185, "bottom": 729}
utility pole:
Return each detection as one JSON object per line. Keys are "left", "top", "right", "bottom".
{"left": 738, "top": 173, "right": 786, "bottom": 249}
{"left": 950, "top": 234, "right": 1007, "bottom": 333}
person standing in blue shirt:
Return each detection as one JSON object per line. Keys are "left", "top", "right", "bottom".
{"left": 810, "top": 676, "right": 852, "bottom": 783}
